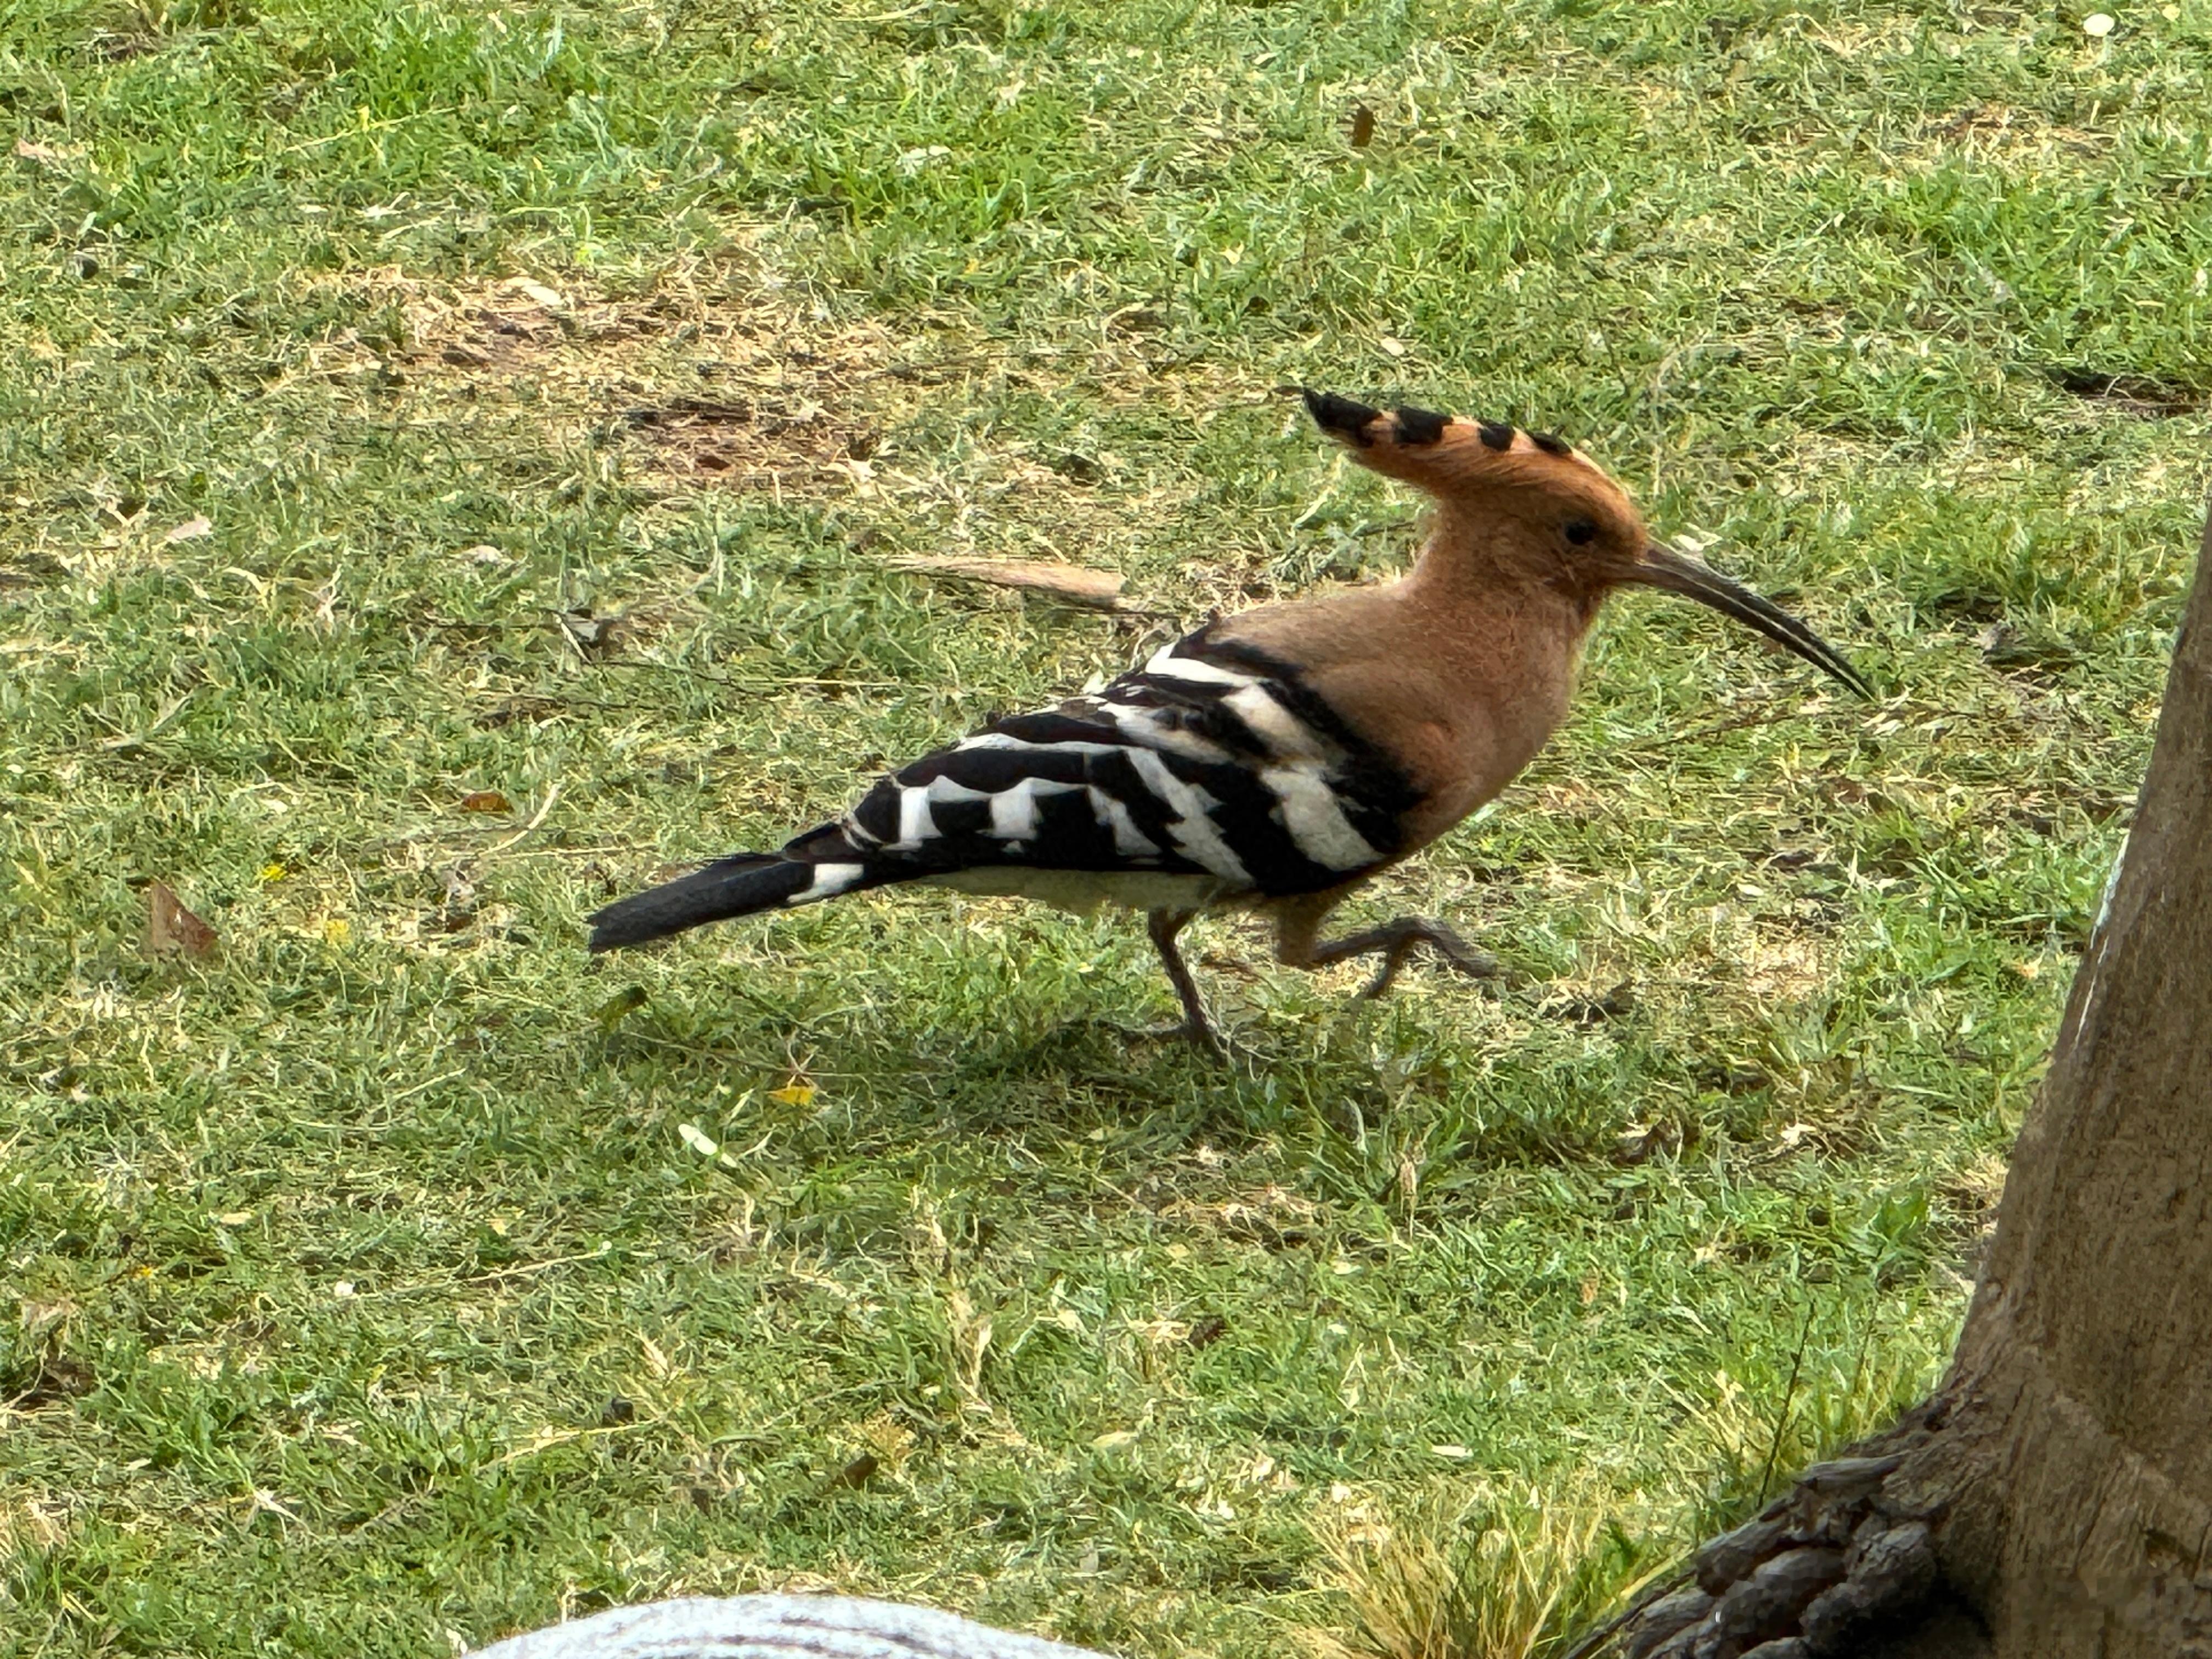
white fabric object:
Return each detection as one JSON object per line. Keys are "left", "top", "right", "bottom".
{"left": 473, "top": 1595, "right": 1112, "bottom": 1659}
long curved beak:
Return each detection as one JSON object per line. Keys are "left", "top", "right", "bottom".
{"left": 1635, "top": 544, "right": 1873, "bottom": 697}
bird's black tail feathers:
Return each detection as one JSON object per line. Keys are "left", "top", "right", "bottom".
{"left": 587, "top": 854, "right": 884, "bottom": 951}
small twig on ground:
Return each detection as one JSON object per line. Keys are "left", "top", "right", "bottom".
{"left": 1758, "top": 1301, "right": 1818, "bottom": 1506}
{"left": 481, "top": 783, "right": 561, "bottom": 857}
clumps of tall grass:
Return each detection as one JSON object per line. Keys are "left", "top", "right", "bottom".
{"left": 1312, "top": 1483, "right": 1657, "bottom": 1659}
{"left": 1312, "top": 1312, "right": 1954, "bottom": 1659}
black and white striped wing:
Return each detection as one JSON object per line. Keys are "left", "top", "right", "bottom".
{"left": 778, "top": 625, "right": 1423, "bottom": 904}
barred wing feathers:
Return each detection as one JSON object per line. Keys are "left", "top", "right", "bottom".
{"left": 585, "top": 626, "right": 1421, "bottom": 950}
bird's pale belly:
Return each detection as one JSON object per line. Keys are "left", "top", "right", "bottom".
{"left": 926, "top": 867, "right": 1234, "bottom": 915}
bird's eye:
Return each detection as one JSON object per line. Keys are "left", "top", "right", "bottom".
{"left": 1563, "top": 518, "right": 1598, "bottom": 546}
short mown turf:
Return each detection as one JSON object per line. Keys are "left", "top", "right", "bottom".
{"left": 2, "top": 2, "right": 2205, "bottom": 1656}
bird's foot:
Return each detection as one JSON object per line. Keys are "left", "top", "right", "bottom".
{"left": 1357, "top": 934, "right": 1501, "bottom": 1000}
{"left": 1307, "top": 917, "right": 1503, "bottom": 1002}
{"left": 1116, "top": 1016, "right": 1230, "bottom": 1059}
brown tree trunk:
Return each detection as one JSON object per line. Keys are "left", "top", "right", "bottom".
{"left": 1909, "top": 497, "right": 2212, "bottom": 1651}
{"left": 1617, "top": 511, "right": 2212, "bottom": 1659}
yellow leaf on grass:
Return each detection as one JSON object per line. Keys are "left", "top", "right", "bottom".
{"left": 768, "top": 1082, "right": 816, "bottom": 1108}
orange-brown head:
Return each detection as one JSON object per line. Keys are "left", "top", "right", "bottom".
{"left": 1302, "top": 389, "right": 1871, "bottom": 696}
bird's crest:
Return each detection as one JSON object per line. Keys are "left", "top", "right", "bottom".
{"left": 1299, "top": 387, "right": 1647, "bottom": 549}
{"left": 1302, "top": 388, "right": 1573, "bottom": 458}
{"left": 1299, "top": 387, "right": 1873, "bottom": 697}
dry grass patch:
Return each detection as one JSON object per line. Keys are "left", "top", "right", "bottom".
{"left": 291, "top": 259, "right": 933, "bottom": 503}
{"left": 619, "top": 394, "right": 882, "bottom": 494}
{"left": 1734, "top": 933, "right": 1831, "bottom": 1005}
{"left": 307, "top": 261, "right": 1266, "bottom": 610}
{"left": 1313, "top": 1485, "right": 1655, "bottom": 1659}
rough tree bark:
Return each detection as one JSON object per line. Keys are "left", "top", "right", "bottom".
{"left": 1617, "top": 509, "right": 2212, "bottom": 1659}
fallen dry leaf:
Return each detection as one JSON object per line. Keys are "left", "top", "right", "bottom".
{"left": 830, "top": 1452, "right": 879, "bottom": 1489}
{"left": 1348, "top": 104, "right": 1376, "bottom": 148}
{"left": 14, "top": 137, "right": 61, "bottom": 165}
{"left": 505, "top": 277, "right": 566, "bottom": 311}
{"left": 594, "top": 984, "right": 648, "bottom": 1031}
{"left": 460, "top": 789, "right": 512, "bottom": 813}
{"left": 890, "top": 556, "right": 1128, "bottom": 611}
{"left": 557, "top": 609, "right": 625, "bottom": 656}
{"left": 162, "top": 516, "right": 213, "bottom": 544}
{"left": 147, "top": 881, "right": 218, "bottom": 960}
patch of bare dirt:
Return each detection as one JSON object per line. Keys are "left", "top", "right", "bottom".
{"left": 2044, "top": 367, "right": 2205, "bottom": 420}
{"left": 287, "top": 259, "right": 1271, "bottom": 623}
{"left": 397, "top": 273, "right": 692, "bottom": 374}
{"left": 303, "top": 263, "right": 916, "bottom": 502}
{"left": 1739, "top": 932, "right": 1830, "bottom": 1001}
{"left": 618, "top": 394, "right": 880, "bottom": 494}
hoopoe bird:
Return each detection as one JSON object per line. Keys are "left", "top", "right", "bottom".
{"left": 589, "top": 391, "right": 1870, "bottom": 1049}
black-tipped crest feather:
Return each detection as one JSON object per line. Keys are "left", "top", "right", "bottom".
{"left": 1392, "top": 405, "right": 1449, "bottom": 444}
{"left": 1301, "top": 388, "right": 1382, "bottom": 443}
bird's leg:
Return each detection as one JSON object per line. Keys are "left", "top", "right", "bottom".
{"left": 1141, "top": 908, "right": 1223, "bottom": 1053}
{"left": 1275, "top": 898, "right": 1500, "bottom": 1002}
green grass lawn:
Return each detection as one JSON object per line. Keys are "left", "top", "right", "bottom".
{"left": 2, "top": 1, "right": 2207, "bottom": 1655}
